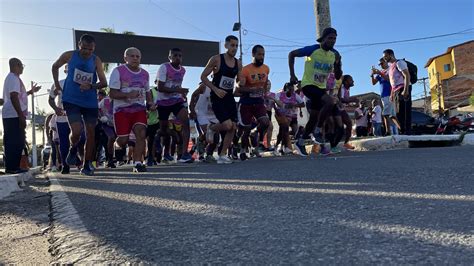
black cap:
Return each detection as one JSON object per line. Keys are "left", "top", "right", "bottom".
{"left": 317, "top": 27, "right": 337, "bottom": 43}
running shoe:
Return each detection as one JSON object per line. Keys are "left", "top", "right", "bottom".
{"left": 162, "top": 154, "right": 174, "bottom": 163}
{"left": 330, "top": 147, "right": 342, "bottom": 154}
{"left": 133, "top": 163, "right": 147, "bottom": 173}
{"left": 205, "top": 155, "right": 217, "bottom": 163}
{"left": 294, "top": 138, "right": 309, "bottom": 156}
{"left": 80, "top": 165, "right": 94, "bottom": 176}
{"left": 217, "top": 155, "right": 233, "bottom": 164}
{"left": 107, "top": 161, "right": 117, "bottom": 168}
{"left": 240, "top": 152, "right": 249, "bottom": 161}
{"left": 61, "top": 165, "right": 70, "bottom": 174}
{"left": 319, "top": 145, "right": 331, "bottom": 156}
{"left": 178, "top": 153, "right": 194, "bottom": 163}
{"left": 311, "top": 132, "right": 325, "bottom": 145}
{"left": 283, "top": 147, "right": 293, "bottom": 155}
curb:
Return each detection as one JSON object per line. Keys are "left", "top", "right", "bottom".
{"left": 324, "top": 134, "right": 473, "bottom": 152}
{"left": 0, "top": 166, "right": 42, "bottom": 200}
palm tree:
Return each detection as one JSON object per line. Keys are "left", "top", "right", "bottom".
{"left": 100, "top": 27, "right": 136, "bottom": 73}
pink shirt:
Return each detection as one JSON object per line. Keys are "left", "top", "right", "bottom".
{"left": 156, "top": 63, "right": 186, "bottom": 106}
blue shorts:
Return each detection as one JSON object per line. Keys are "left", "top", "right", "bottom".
{"left": 63, "top": 102, "right": 98, "bottom": 125}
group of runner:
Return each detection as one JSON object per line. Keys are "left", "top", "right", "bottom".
{"left": 47, "top": 27, "right": 364, "bottom": 176}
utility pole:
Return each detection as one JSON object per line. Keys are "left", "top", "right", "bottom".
{"left": 313, "top": 0, "right": 332, "bottom": 38}
{"left": 237, "top": 0, "right": 243, "bottom": 61}
{"left": 419, "top": 77, "right": 429, "bottom": 114}
{"left": 30, "top": 81, "right": 37, "bottom": 167}
{"left": 233, "top": 0, "right": 243, "bottom": 61}
{"left": 436, "top": 72, "right": 442, "bottom": 116}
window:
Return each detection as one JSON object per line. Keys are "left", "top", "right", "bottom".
{"left": 444, "top": 64, "right": 451, "bottom": 72}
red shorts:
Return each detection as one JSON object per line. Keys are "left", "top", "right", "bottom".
{"left": 238, "top": 103, "right": 268, "bottom": 126}
{"left": 114, "top": 110, "right": 147, "bottom": 137}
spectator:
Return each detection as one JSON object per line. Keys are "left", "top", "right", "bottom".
{"left": 371, "top": 58, "right": 401, "bottom": 135}
{"left": 2, "top": 58, "right": 41, "bottom": 174}
{"left": 382, "top": 49, "right": 412, "bottom": 135}
{"left": 354, "top": 101, "right": 368, "bottom": 137}
{"left": 371, "top": 99, "right": 383, "bottom": 137}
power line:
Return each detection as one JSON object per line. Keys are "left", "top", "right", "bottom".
{"left": 147, "top": 0, "right": 219, "bottom": 40}
{"left": 0, "top": 20, "right": 72, "bottom": 30}
{"left": 243, "top": 28, "right": 307, "bottom": 45}
{"left": 245, "top": 28, "right": 474, "bottom": 49}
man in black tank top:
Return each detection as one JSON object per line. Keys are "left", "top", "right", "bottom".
{"left": 200, "top": 35, "right": 242, "bottom": 164}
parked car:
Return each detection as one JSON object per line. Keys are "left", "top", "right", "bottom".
{"left": 411, "top": 111, "right": 438, "bottom": 135}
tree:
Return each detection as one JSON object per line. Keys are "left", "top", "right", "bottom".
{"left": 470, "top": 93, "right": 474, "bottom": 106}
{"left": 100, "top": 27, "right": 136, "bottom": 73}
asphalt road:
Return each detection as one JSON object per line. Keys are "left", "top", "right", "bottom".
{"left": 50, "top": 146, "right": 474, "bottom": 264}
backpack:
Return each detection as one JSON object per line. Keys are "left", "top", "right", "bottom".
{"left": 399, "top": 59, "right": 418, "bottom": 84}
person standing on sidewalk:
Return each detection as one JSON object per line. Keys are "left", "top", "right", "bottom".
{"left": 2, "top": 58, "right": 41, "bottom": 174}
{"left": 382, "top": 49, "right": 412, "bottom": 135}
{"left": 371, "top": 58, "right": 400, "bottom": 135}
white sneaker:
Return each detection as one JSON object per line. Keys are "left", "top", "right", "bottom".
{"left": 273, "top": 149, "right": 280, "bottom": 156}
{"left": 283, "top": 147, "right": 293, "bottom": 155}
{"left": 217, "top": 155, "right": 233, "bottom": 164}
{"left": 206, "top": 125, "right": 215, "bottom": 144}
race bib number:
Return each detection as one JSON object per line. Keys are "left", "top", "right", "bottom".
{"left": 313, "top": 72, "right": 327, "bottom": 84}
{"left": 249, "top": 90, "right": 264, "bottom": 98}
{"left": 127, "top": 87, "right": 145, "bottom": 104}
{"left": 219, "top": 76, "right": 235, "bottom": 90}
{"left": 73, "top": 68, "right": 93, "bottom": 85}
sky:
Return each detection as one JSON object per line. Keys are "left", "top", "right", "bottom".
{"left": 1, "top": 0, "right": 473, "bottom": 121}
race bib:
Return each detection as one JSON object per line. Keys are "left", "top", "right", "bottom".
{"left": 73, "top": 68, "right": 93, "bottom": 85}
{"left": 127, "top": 87, "right": 145, "bottom": 104}
{"left": 249, "top": 90, "right": 264, "bottom": 98}
{"left": 219, "top": 76, "right": 235, "bottom": 90}
{"left": 313, "top": 72, "right": 327, "bottom": 84}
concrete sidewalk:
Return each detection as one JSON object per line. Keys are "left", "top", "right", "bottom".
{"left": 0, "top": 167, "right": 42, "bottom": 200}
{"left": 348, "top": 134, "right": 473, "bottom": 151}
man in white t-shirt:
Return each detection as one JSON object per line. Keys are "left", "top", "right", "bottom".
{"left": 371, "top": 99, "right": 383, "bottom": 137}
{"left": 2, "top": 58, "right": 41, "bottom": 174}
{"left": 189, "top": 82, "right": 219, "bottom": 162}
{"left": 354, "top": 101, "right": 368, "bottom": 137}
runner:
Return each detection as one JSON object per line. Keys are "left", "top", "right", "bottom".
{"left": 189, "top": 82, "right": 219, "bottom": 163}
{"left": 235, "top": 45, "right": 270, "bottom": 161}
{"left": 51, "top": 34, "right": 108, "bottom": 176}
{"left": 146, "top": 79, "right": 160, "bottom": 166}
{"left": 109, "top": 47, "right": 156, "bottom": 173}
{"left": 156, "top": 48, "right": 193, "bottom": 163}
{"left": 275, "top": 83, "right": 305, "bottom": 155}
{"left": 200, "top": 35, "right": 242, "bottom": 164}
{"left": 48, "top": 65, "right": 75, "bottom": 174}
{"left": 288, "top": 27, "right": 343, "bottom": 147}
{"left": 263, "top": 81, "right": 277, "bottom": 154}
{"left": 98, "top": 91, "right": 117, "bottom": 168}
{"left": 336, "top": 74, "right": 358, "bottom": 150}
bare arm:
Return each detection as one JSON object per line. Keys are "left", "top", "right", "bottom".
{"left": 109, "top": 88, "right": 134, "bottom": 100}
{"left": 52, "top": 51, "right": 73, "bottom": 91}
{"left": 157, "top": 81, "right": 188, "bottom": 94}
{"left": 201, "top": 56, "right": 227, "bottom": 98}
{"left": 189, "top": 84, "right": 206, "bottom": 115}
{"left": 334, "top": 53, "right": 342, "bottom": 80}
{"left": 371, "top": 74, "right": 378, "bottom": 85}
{"left": 94, "top": 56, "right": 108, "bottom": 90}
{"left": 288, "top": 49, "right": 299, "bottom": 83}
{"left": 401, "top": 69, "right": 411, "bottom": 96}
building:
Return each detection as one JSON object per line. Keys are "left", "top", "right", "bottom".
{"left": 425, "top": 40, "right": 474, "bottom": 115}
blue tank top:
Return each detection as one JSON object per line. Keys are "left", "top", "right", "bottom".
{"left": 62, "top": 51, "right": 98, "bottom": 108}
